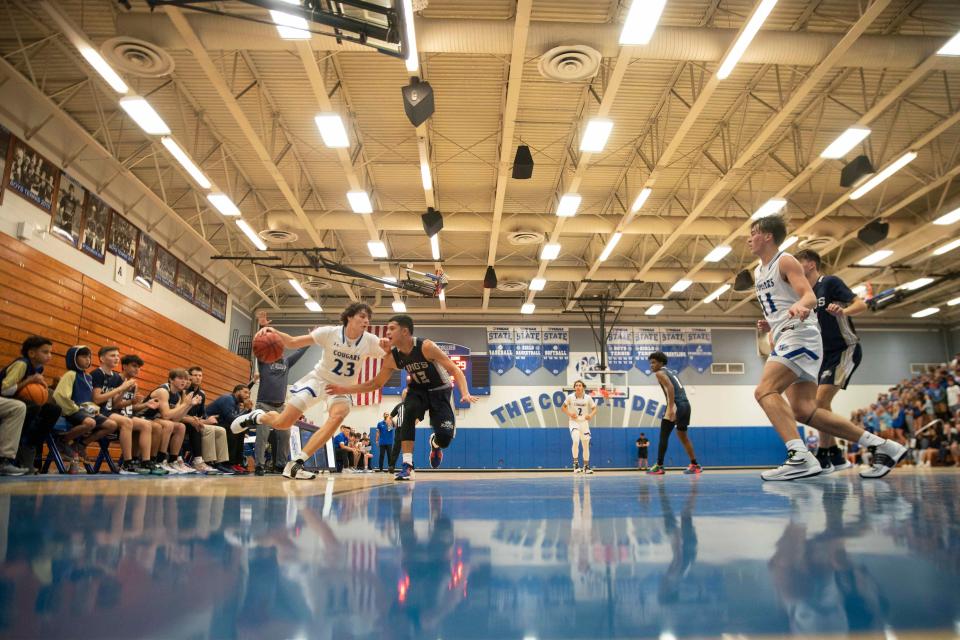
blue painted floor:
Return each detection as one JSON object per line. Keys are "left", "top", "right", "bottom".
{"left": 0, "top": 471, "right": 958, "bottom": 639}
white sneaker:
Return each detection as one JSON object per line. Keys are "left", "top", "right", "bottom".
{"left": 230, "top": 409, "right": 264, "bottom": 434}
{"left": 761, "top": 449, "right": 822, "bottom": 482}
{"left": 193, "top": 460, "right": 215, "bottom": 474}
{"left": 860, "top": 440, "right": 908, "bottom": 479}
{"left": 282, "top": 460, "right": 317, "bottom": 480}
{"left": 174, "top": 459, "right": 196, "bottom": 474}
{"left": 161, "top": 461, "right": 180, "bottom": 474}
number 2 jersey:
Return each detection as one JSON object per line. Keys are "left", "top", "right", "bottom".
{"left": 754, "top": 251, "right": 820, "bottom": 343}
{"left": 563, "top": 393, "right": 596, "bottom": 431}
{"left": 309, "top": 326, "right": 385, "bottom": 384}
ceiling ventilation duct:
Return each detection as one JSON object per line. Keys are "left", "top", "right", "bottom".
{"left": 537, "top": 45, "right": 601, "bottom": 82}
{"left": 507, "top": 230, "right": 543, "bottom": 246}
{"left": 259, "top": 228, "right": 298, "bottom": 244}
{"left": 101, "top": 37, "right": 175, "bottom": 78}
{"left": 496, "top": 280, "right": 529, "bottom": 292}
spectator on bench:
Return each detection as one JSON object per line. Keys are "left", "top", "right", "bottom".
{"left": 116, "top": 354, "right": 167, "bottom": 475}
{"left": 186, "top": 366, "right": 232, "bottom": 475}
{"left": 333, "top": 425, "right": 358, "bottom": 472}
{"left": 52, "top": 346, "right": 120, "bottom": 474}
{"left": 0, "top": 398, "right": 28, "bottom": 476}
{"left": 91, "top": 346, "right": 154, "bottom": 476}
{"left": 206, "top": 384, "right": 251, "bottom": 475}
{"left": 0, "top": 335, "right": 61, "bottom": 472}
{"left": 142, "top": 369, "right": 194, "bottom": 474}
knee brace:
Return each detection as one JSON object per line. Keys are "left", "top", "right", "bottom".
{"left": 432, "top": 420, "right": 455, "bottom": 449}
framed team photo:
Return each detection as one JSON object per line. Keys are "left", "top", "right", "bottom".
{"left": 194, "top": 277, "right": 212, "bottom": 311}
{"left": 0, "top": 125, "right": 11, "bottom": 206}
{"left": 134, "top": 232, "right": 157, "bottom": 290}
{"left": 175, "top": 262, "right": 196, "bottom": 301}
{"left": 50, "top": 171, "right": 86, "bottom": 247}
{"left": 6, "top": 138, "right": 59, "bottom": 213}
{"left": 211, "top": 287, "right": 227, "bottom": 321}
{"left": 79, "top": 193, "right": 110, "bottom": 262}
{"left": 155, "top": 246, "right": 177, "bottom": 291}
{"left": 108, "top": 212, "right": 138, "bottom": 264}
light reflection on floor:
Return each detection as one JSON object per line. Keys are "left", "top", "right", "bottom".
{"left": 0, "top": 470, "right": 957, "bottom": 639}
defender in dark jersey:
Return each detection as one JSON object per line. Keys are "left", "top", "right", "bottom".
{"left": 795, "top": 249, "right": 867, "bottom": 474}
{"left": 647, "top": 351, "right": 701, "bottom": 475}
{"left": 327, "top": 315, "right": 478, "bottom": 481}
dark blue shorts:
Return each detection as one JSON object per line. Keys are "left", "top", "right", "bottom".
{"left": 818, "top": 343, "right": 862, "bottom": 389}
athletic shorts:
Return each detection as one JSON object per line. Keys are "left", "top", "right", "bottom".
{"left": 65, "top": 411, "right": 109, "bottom": 428}
{"left": 673, "top": 402, "right": 692, "bottom": 431}
{"left": 569, "top": 422, "right": 590, "bottom": 438}
{"left": 769, "top": 323, "right": 823, "bottom": 384}
{"left": 404, "top": 386, "right": 455, "bottom": 432}
{"left": 287, "top": 372, "right": 352, "bottom": 413}
{"left": 818, "top": 343, "right": 862, "bottom": 389}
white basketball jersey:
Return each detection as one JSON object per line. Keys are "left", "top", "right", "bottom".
{"left": 754, "top": 251, "right": 818, "bottom": 340}
{"left": 310, "top": 326, "right": 385, "bottom": 384}
{"left": 564, "top": 393, "right": 596, "bottom": 429}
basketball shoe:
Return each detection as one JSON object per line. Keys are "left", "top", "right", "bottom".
{"left": 395, "top": 462, "right": 415, "bottom": 481}
{"left": 859, "top": 440, "right": 907, "bottom": 479}
{"left": 429, "top": 434, "right": 443, "bottom": 469}
{"left": 683, "top": 463, "right": 702, "bottom": 474}
{"left": 230, "top": 409, "right": 264, "bottom": 434}
{"left": 646, "top": 464, "right": 665, "bottom": 475}
{"left": 761, "top": 449, "right": 821, "bottom": 481}
{"left": 283, "top": 459, "right": 316, "bottom": 480}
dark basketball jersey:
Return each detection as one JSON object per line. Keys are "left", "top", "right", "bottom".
{"left": 663, "top": 367, "right": 689, "bottom": 405}
{"left": 813, "top": 275, "right": 859, "bottom": 352}
{"left": 392, "top": 338, "right": 451, "bottom": 391}
{"left": 90, "top": 368, "right": 123, "bottom": 415}
{"left": 141, "top": 383, "right": 179, "bottom": 419}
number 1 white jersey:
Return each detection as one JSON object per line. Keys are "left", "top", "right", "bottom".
{"left": 753, "top": 251, "right": 818, "bottom": 340}
{"left": 309, "top": 326, "right": 385, "bottom": 384}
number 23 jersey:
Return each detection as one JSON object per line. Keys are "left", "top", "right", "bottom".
{"left": 309, "top": 326, "right": 385, "bottom": 384}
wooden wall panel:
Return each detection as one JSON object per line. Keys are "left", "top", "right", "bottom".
{"left": 0, "top": 232, "right": 248, "bottom": 399}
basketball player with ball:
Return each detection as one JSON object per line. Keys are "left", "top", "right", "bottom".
{"left": 230, "top": 302, "right": 388, "bottom": 480}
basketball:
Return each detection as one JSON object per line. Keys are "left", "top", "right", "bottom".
{"left": 253, "top": 331, "right": 284, "bottom": 364}
{"left": 16, "top": 382, "right": 48, "bottom": 405}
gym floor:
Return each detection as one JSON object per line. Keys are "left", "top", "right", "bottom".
{"left": 0, "top": 469, "right": 957, "bottom": 639}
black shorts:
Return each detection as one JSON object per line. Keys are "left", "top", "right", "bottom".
{"left": 66, "top": 412, "right": 109, "bottom": 428}
{"left": 818, "top": 343, "right": 862, "bottom": 389}
{"left": 404, "top": 386, "right": 456, "bottom": 448}
{"left": 671, "top": 403, "right": 691, "bottom": 431}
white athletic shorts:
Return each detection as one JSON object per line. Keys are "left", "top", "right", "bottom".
{"left": 287, "top": 372, "right": 353, "bottom": 413}
{"left": 569, "top": 422, "right": 591, "bottom": 439}
{"left": 768, "top": 323, "right": 823, "bottom": 384}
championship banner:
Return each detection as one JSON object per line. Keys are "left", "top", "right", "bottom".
{"left": 541, "top": 326, "right": 569, "bottom": 375}
{"left": 685, "top": 327, "right": 713, "bottom": 374}
{"left": 606, "top": 327, "right": 635, "bottom": 371}
{"left": 634, "top": 327, "right": 661, "bottom": 375}
{"left": 660, "top": 328, "right": 689, "bottom": 373}
{"left": 514, "top": 326, "right": 542, "bottom": 375}
{"left": 486, "top": 326, "right": 515, "bottom": 375}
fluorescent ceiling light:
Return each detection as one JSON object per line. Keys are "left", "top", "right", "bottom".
{"left": 703, "top": 245, "right": 732, "bottom": 262}
{"left": 236, "top": 219, "right": 267, "bottom": 251}
{"left": 367, "top": 241, "right": 388, "bottom": 258}
{"left": 900, "top": 277, "right": 934, "bottom": 291}
{"left": 161, "top": 137, "right": 211, "bottom": 189}
{"left": 392, "top": 300, "right": 407, "bottom": 312}
{"left": 580, "top": 119, "right": 614, "bottom": 153}
{"left": 670, "top": 279, "right": 693, "bottom": 293}
{"left": 820, "top": 126, "right": 871, "bottom": 159}
{"left": 857, "top": 249, "right": 893, "bottom": 266}
{"left": 619, "top": 0, "right": 667, "bottom": 45}
{"left": 420, "top": 161, "right": 432, "bottom": 191}
{"left": 716, "top": 0, "right": 780, "bottom": 80}
{"left": 631, "top": 188, "right": 651, "bottom": 212}
{"left": 78, "top": 46, "right": 128, "bottom": 94}
{"left": 933, "top": 238, "right": 960, "bottom": 256}
{"left": 347, "top": 190, "right": 373, "bottom": 214}
{"left": 933, "top": 207, "right": 960, "bottom": 225}
{"left": 314, "top": 114, "right": 349, "bottom": 148}
{"left": 288, "top": 279, "right": 309, "bottom": 299}
{"left": 304, "top": 299, "right": 323, "bottom": 312}
{"left": 207, "top": 193, "right": 241, "bottom": 217}
{"left": 779, "top": 235, "right": 799, "bottom": 251}
{"left": 430, "top": 234, "right": 440, "bottom": 260}
{"left": 911, "top": 307, "right": 940, "bottom": 318}
{"left": 541, "top": 243, "right": 561, "bottom": 260}
{"left": 704, "top": 284, "right": 731, "bottom": 303}
{"left": 947, "top": 296, "right": 960, "bottom": 306}
{"left": 119, "top": 96, "right": 170, "bottom": 136}
{"left": 270, "top": 0, "right": 311, "bottom": 40}
{"left": 521, "top": 302, "right": 536, "bottom": 315}
{"left": 597, "top": 232, "right": 622, "bottom": 262}
{"left": 645, "top": 303, "right": 664, "bottom": 316}
{"left": 402, "top": 0, "right": 419, "bottom": 72}
{"left": 556, "top": 193, "right": 581, "bottom": 217}
{"left": 850, "top": 151, "right": 917, "bottom": 200}
{"left": 529, "top": 277, "right": 546, "bottom": 291}
{"left": 751, "top": 198, "right": 787, "bottom": 220}
{"left": 937, "top": 32, "right": 960, "bottom": 56}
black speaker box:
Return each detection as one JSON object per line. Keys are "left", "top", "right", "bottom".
{"left": 402, "top": 78, "right": 435, "bottom": 127}
{"left": 483, "top": 266, "right": 498, "bottom": 289}
{"left": 512, "top": 145, "right": 534, "bottom": 179}
{"left": 840, "top": 155, "right": 875, "bottom": 188}
{"left": 421, "top": 207, "right": 443, "bottom": 237}
{"left": 857, "top": 220, "right": 889, "bottom": 245}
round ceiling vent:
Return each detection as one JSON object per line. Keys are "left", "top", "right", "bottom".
{"left": 303, "top": 276, "right": 332, "bottom": 291}
{"left": 259, "top": 229, "right": 298, "bottom": 244}
{"left": 100, "top": 37, "right": 175, "bottom": 78}
{"left": 538, "top": 45, "right": 602, "bottom": 83}
{"left": 497, "top": 280, "right": 528, "bottom": 292}
{"left": 798, "top": 236, "right": 831, "bottom": 250}
{"left": 507, "top": 230, "right": 543, "bottom": 246}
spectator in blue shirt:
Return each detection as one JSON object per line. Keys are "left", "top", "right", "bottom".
{"left": 374, "top": 412, "right": 396, "bottom": 472}
{"left": 862, "top": 407, "right": 880, "bottom": 433}
{"left": 206, "top": 385, "right": 251, "bottom": 473}
{"left": 332, "top": 425, "right": 359, "bottom": 472}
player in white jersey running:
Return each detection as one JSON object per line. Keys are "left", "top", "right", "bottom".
{"left": 748, "top": 215, "right": 906, "bottom": 481}
{"left": 562, "top": 380, "right": 597, "bottom": 474}
{"left": 230, "top": 302, "right": 386, "bottom": 480}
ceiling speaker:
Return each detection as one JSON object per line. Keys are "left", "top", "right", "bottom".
{"left": 733, "top": 269, "right": 755, "bottom": 292}
{"left": 401, "top": 77, "right": 435, "bottom": 127}
{"left": 421, "top": 207, "right": 443, "bottom": 237}
{"left": 483, "top": 266, "right": 498, "bottom": 289}
{"left": 512, "top": 145, "right": 534, "bottom": 179}
{"left": 840, "top": 155, "right": 875, "bottom": 188}
{"left": 857, "top": 219, "right": 889, "bottom": 245}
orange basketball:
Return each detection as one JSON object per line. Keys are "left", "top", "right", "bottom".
{"left": 253, "top": 331, "right": 284, "bottom": 364}
{"left": 17, "top": 382, "right": 48, "bottom": 405}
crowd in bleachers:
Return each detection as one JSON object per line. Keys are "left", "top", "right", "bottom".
{"left": 841, "top": 353, "right": 960, "bottom": 468}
